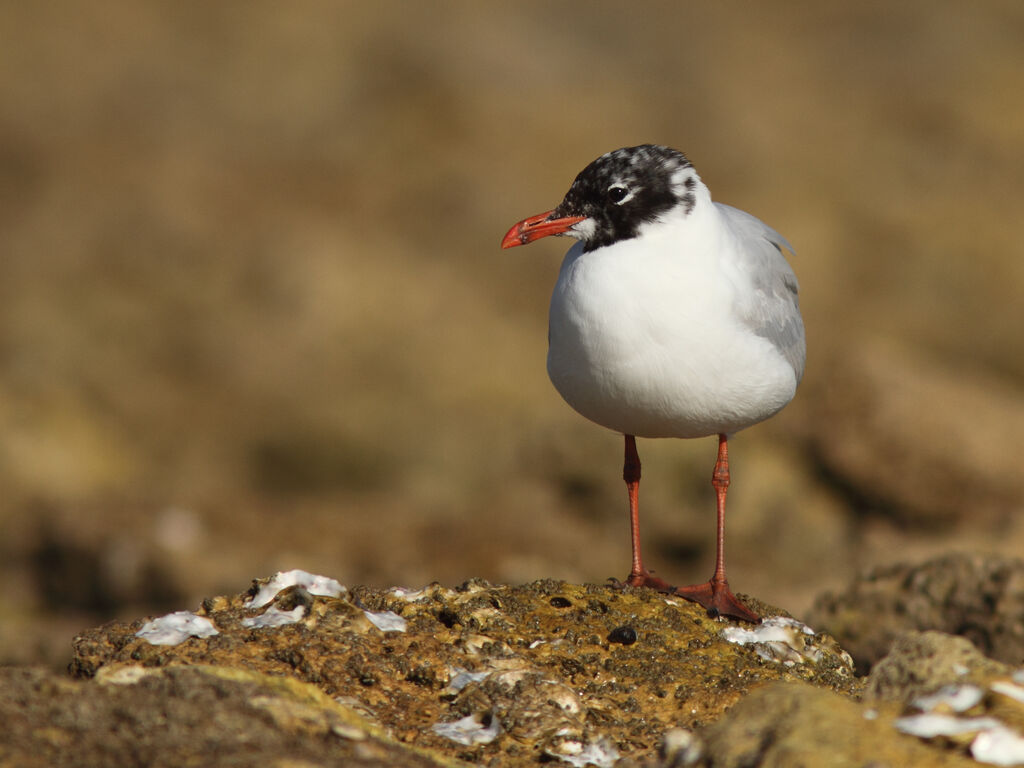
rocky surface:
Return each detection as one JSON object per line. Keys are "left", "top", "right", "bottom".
{"left": 0, "top": 664, "right": 459, "bottom": 768}
{"left": 649, "top": 631, "right": 1024, "bottom": 768}
{"left": 697, "top": 682, "right": 975, "bottom": 768}
{"left": 864, "top": 631, "right": 1012, "bottom": 705}
{"left": 809, "top": 553, "right": 1024, "bottom": 673}
{"left": 69, "top": 575, "right": 856, "bottom": 766}
{"left": 862, "top": 632, "right": 1024, "bottom": 767}
{"left": 8, "top": 569, "right": 1024, "bottom": 766}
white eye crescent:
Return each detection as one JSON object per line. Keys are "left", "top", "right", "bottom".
{"left": 607, "top": 185, "right": 634, "bottom": 205}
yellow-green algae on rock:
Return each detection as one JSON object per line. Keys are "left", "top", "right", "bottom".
{"left": 72, "top": 577, "right": 858, "bottom": 764}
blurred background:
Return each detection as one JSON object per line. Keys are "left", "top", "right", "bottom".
{"left": 1, "top": 0, "right": 1022, "bottom": 668}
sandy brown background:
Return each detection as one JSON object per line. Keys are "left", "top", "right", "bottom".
{"left": 1, "top": 1, "right": 1022, "bottom": 667}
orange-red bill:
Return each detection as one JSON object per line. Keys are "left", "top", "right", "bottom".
{"left": 501, "top": 210, "right": 587, "bottom": 249}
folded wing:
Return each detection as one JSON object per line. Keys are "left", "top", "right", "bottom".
{"left": 716, "top": 202, "right": 806, "bottom": 382}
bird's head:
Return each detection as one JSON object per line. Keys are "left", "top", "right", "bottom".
{"left": 501, "top": 144, "right": 700, "bottom": 253}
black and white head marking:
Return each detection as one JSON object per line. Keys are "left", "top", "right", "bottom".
{"left": 550, "top": 145, "right": 699, "bottom": 252}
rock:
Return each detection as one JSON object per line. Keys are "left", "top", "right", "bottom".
{"left": 808, "top": 553, "right": 1024, "bottom": 672}
{"left": 694, "top": 681, "right": 976, "bottom": 768}
{"left": 0, "top": 665, "right": 457, "bottom": 767}
{"left": 68, "top": 575, "right": 857, "bottom": 764}
{"left": 16, "top": 573, "right": 1024, "bottom": 766}
{"left": 860, "top": 633, "right": 1024, "bottom": 768}
{"left": 798, "top": 338, "right": 1024, "bottom": 525}
{"left": 658, "top": 633, "right": 1024, "bottom": 768}
{"left": 866, "top": 631, "right": 1010, "bottom": 704}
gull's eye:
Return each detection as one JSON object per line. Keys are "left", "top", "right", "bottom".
{"left": 607, "top": 185, "right": 629, "bottom": 204}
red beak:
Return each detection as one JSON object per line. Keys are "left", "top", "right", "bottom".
{"left": 501, "top": 210, "right": 587, "bottom": 249}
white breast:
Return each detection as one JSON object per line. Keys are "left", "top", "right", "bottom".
{"left": 546, "top": 202, "right": 799, "bottom": 439}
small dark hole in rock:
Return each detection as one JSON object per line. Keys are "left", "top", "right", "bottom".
{"left": 437, "top": 608, "right": 460, "bottom": 628}
{"left": 549, "top": 596, "right": 572, "bottom": 608}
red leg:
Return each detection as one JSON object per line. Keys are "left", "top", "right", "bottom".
{"left": 673, "top": 434, "right": 760, "bottom": 623}
{"left": 621, "top": 435, "right": 675, "bottom": 592}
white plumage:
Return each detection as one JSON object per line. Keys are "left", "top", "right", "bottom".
{"left": 547, "top": 178, "right": 803, "bottom": 439}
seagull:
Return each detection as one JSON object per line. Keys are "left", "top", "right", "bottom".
{"left": 501, "top": 144, "right": 805, "bottom": 622}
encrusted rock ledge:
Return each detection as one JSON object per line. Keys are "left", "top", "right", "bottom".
{"left": 4, "top": 566, "right": 1024, "bottom": 766}
{"left": 69, "top": 575, "right": 855, "bottom": 766}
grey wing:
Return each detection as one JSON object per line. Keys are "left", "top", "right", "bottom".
{"left": 715, "top": 203, "right": 806, "bottom": 382}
